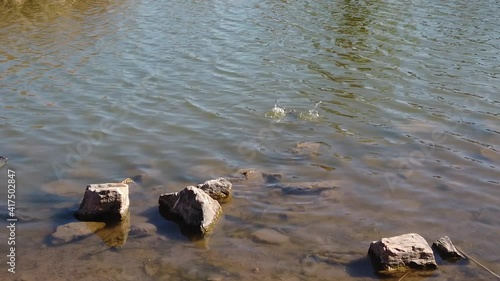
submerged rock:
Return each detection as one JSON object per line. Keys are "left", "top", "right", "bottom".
{"left": 368, "top": 233, "right": 437, "bottom": 274}
{"left": 95, "top": 215, "right": 130, "bottom": 248}
{"left": 291, "top": 142, "right": 323, "bottom": 156}
{"left": 271, "top": 181, "right": 338, "bottom": 195}
{"left": 158, "top": 186, "right": 221, "bottom": 239}
{"left": 230, "top": 169, "right": 282, "bottom": 184}
{"left": 432, "top": 236, "right": 465, "bottom": 260}
{"left": 74, "top": 183, "right": 130, "bottom": 222}
{"left": 197, "top": 177, "right": 232, "bottom": 203}
{"left": 251, "top": 228, "right": 290, "bottom": 245}
{"left": 50, "top": 222, "right": 106, "bottom": 245}
{"left": 130, "top": 222, "right": 158, "bottom": 237}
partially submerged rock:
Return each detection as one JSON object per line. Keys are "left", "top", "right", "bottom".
{"left": 368, "top": 233, "right": 437, "bottom": 274}
{"left": 197, "top": 177, "right": 232, "bottom": 203}
{"left": 432, "top": 236, "right": 465, "bottom": 260}
{"left": 50, "top": 222, "right": 106, "bottom": 245}
{"left": 158, "top": 186, "right": 221, "bottom": 239}
{"left": 291, "top": 142, "right": 323, "bottom": 156}
{"left": 74, "top": 183, "right": 130, "bottom": 222}
{"left": 130, "top": 222, "right": 158, "bottom": 237}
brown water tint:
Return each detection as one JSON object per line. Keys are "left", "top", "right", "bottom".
{"left": 0, "top": 0, "right": 499, "bottom": 280}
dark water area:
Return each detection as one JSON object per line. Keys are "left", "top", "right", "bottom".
{"left": 0, "top": 0, "right": 499, "bottom": 280}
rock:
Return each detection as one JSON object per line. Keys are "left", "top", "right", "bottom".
{"left": 251, "top": 228, "right": 290, "bottom": 245}
{"left": 95, "top": 215, "right": 130, "bottom": 247}
{"left": 41, "top": 180, "right": 82, "bottom": 197}
{"left": 368, "top": 233, "right": 437, "bottom": 273}
{"left": 432, "top": 236, "right": 465, "bottom": 260}
{"left": 230, "top": 169, "right": 282, "bottom": 184}
{"left": 197, "top": 177, "right": 232, "bottom": 203}
{"left": 0, "top": 156, "right": 7, "bottom": 168}
{"left": 291, "top": 142, "right": 323, "bottom": 156}
{"left": 272, "top": 181, "right": 338, "bottom": 195}
{"left": 158, "top": 186, "right": 222, "bottom": 238}
{"left": 130, "top": 222, "right": 157, "bottom": 237}
{"left": 50, "top": 222, "right": 106, "bottom": 245}
{"left": 74, "top": 183, "right": 130, "bottom": 222}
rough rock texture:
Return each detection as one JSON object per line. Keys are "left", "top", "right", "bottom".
{"left": 432, "top": 236, "right": 465, "bottom": 260}
{"left": 158, "top": 186, "right": 221, "bottom": 238}
{"left": 74, "top": 183, "right": 129, "bottom": 222}
{"left": 197, "top": 178, "right": 232, "bottom": 203}
{"left": 251, "top": 228, "right": 290, "bottom": 245}
{"left": 368, "top": 233, "right": 437, "bottom": 273}
{"left": 50, "top": 222, "right": 106, "bottom": 245}
{"left": 0, "top": 156, "right": 7, "bottom": 168}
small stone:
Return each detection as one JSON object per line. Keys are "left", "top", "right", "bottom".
{"left": 50, "top": 222, "right": 106, "bottom": 245}
{"left": 158, "top": 186, "right": 222, "bottom": 238}
{"left": 197, "top": 178, "right": 232, "bottom": 203}
{"left": 251, "top": 267, "right": 260, "bottom": 273}
{"left": 231, "top": 169, "right": 282, "bottom": 184}
{"left": 74, "top": 183, "right": 129, "bottom": 222}
{"left": 0, "top": 156, "right": 7, "bottom": 168}
{"left": 251, "top": 228, "right": 290, "bottom": 245}
{"left": 432, "top": 236, "right": 465, "bottom": 260}
{"left": 291, "top": 142, "right": 323, "bottom": 156}
{"left": 368, "top": 233, "right": 437, "bottom": 274}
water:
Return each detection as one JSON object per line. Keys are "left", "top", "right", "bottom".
{"left": 0, "top": 0, "right": 499, "bottom": 280}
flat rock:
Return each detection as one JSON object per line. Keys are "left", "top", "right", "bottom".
{"left": 50, "top": 222, "right": 106, "bottom": 245}
{"left": 130, "top": 222, "right": 158, "bottom": 237}
{"left": 432, "top": 236, "right": 465, "bottom": 260}
{"left": 158, "top": 186, "right": 221, "bottom": 238}
{"left": 251, "top": 228, "right": 290, "bottom": 245}
{"left": 197, "top": 177, "right": 232, "bottom": 203}
{"left": 291, "top": 142, "right": 323, "bottom": 156}
{"left": 41, "top": 180, "right": 82, "bottom": 197}
{"left": 74, "top": 183, "right": 129, "bottom": 222}
{"left": 272, "top": 181, "right": 338, "bottom": 195}
{"left": 368, "top": 233, "right": 437, "bottom": 274}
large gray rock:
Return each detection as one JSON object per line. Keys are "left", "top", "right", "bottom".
{"left": 197, "top": 177, "right": 232, "bottom": 203}
{"left": 432, "top": 236, "right": 465, "bottom": 260}
{"left": 50, "top": 222, "right": 106, "bottom": 245}
{"left": 74, "top": 183, "right": 129, "bottom": 222}
{"left": 158, "top": 186, "right": 221, "bottom": 238}
{"left": 368, "top": 233, "right": 437, "bottom": 273}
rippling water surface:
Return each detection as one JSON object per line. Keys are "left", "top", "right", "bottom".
{"left": 0, "top": 0, "right": 499, "bottom": 280}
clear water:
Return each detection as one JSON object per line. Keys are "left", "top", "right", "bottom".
{"left": 0, "top": 0, "right": 499, "bottom": 280}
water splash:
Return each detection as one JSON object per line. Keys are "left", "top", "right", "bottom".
{"left": 265, "top": 99, "right": 286, "bottom": 119}
{"left": 300, "top": 101, "right": 322, "bottom": 121}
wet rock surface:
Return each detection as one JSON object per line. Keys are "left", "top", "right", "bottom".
{"left": 229, "top": 169, "right": 283, "bottom": 184}
{"left": 130, "top": 222, "right": 158, "bottom": 237}
{"left": 158, "top": 186, "right": 222, "bottom": 238}
{"left": 432, "top": 236, "right": 465, "bottom": 260}
{"left": 74, "top": 183, "right": 130, "bottom": 222}
{"left": 0, "top": 156, "right": 7, "bottom": 168}
{"left": 50, "top": 222, "right": 106, "bottom": 245}
{"left": 368, "top": 233, "right": 437, "bottom": 273}
{"left": 291, "top": 142, "right": 324, "bottom": 156}
{"left": 197, "top": 177, "right": 232, "bottom": 203}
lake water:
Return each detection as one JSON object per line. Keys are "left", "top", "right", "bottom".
{"left": 0, "top": 0, "right": 499, "bottom": 280}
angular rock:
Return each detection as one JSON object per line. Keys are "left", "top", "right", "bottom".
{"left": 197, "top": 177, "right": 232, "bottom": 203}
{"left": 74, "top": 183, "right": 129, "bottom": 222}
{"left": 50, "top": 222, "right": 106, "bottom": 245}
{"left": 432, "top": 236, "right": 465, "bottom": 260}
{"left": 251, "top": 228, "right": 290, "bottom": 245}
{"left": 158, "top": 186, "right": 221, "bottom": 238}
{"left": 368, "top": 233, "right": 437, "bottom": 273}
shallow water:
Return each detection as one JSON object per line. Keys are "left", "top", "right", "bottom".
{"left": 0, "top": 0, "right": 499, "bottom": 280}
